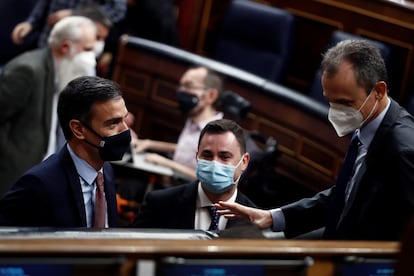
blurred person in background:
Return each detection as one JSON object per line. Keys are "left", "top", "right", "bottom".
{"left": 11, "top": 0, "right": 126, "bottom": 48}
{"left": 0, "top": 16, "right": 97, "bottom": 195}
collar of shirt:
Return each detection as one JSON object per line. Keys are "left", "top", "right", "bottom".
{"left": 196, "top": 181, "right": 237, "bottom": 208}
{"left": 358, "top": 96, "right": 390, "bottom": 149}
{"left": 67, "top": 144, "right": 103, "bottom": 185}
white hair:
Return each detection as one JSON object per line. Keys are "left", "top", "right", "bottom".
{"left": 48, "top": 16, "right": 96, "bottom": 49}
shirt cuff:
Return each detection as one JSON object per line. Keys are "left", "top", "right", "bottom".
{"left": 270, "top": 208, "right": 286, "bottom": 232}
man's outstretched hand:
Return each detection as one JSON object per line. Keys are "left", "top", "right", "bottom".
{"left": 215, "top": 201, "right": 273, "bottom": 229}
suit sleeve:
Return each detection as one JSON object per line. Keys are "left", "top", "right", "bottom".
{"left": 0, "top": 64, "right": 34, "bottom": 124}
{"left": 397, "top": 150, "right": 414, "bottom": 214}
{"left": 132, "top": 191, "right": 160, "bottom": 228}
{"left": 101, "top": 0, "right": 127, "bottom": 23}
{"left": 281, "top": 188, "right": 332, "bottom": 238}
{"left": 0, "top": 174, "right": 49, "bottom": 226}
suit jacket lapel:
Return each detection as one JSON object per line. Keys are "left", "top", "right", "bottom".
{"left": 60, "top": 147, "right": 88, "bottom": 226}
{"left": 338, "top": 99, "right": 399, "bottom": 227}
{"left": 365, "top": 99, "right": 399, "bottom": 166}
{"left": 339, "top": 162, "right": 366, "bottom": 225}
{"left": 177, "top": 181, "right": 199, "bottom": 228}
{"left": 103, "top": 163, "right": 118, "bottom": 227}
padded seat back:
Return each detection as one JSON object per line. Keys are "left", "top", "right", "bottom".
{"left": 211, "top": 0, "right": 295, "bottom": 83}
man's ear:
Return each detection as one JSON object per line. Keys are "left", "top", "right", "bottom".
{"left": 57, "top": 39, "right": 71, "bottom": 57}
{"left": 206, "top": 88, "right": 219, "bottom": 104}
{"left": 70, "top": 119, "right": 85, "bottom": 139}
{"left": 241, "top": 152, "right": 250, "bottom": 171}
{"left": 374, "top": 81, "right": 387, "bottom": 100}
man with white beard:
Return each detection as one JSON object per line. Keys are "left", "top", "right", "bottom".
{"left": 0, "top": 16, "right": 97, "bottom": 195}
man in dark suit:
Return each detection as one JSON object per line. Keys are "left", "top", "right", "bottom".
{"left": 216, "top": 39, "right": 414, "bottom": 241}
{"left": 133, "top": 119, "right": 256, "bottom": 231}
{"left": 0, "top": 76, "right": 131, "bottom": 228}
{"left": 0, "top": 16, "right": 98, "bottom": 196}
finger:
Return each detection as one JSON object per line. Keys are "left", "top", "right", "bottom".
{"left": 218, "top": 201, "right": 245, "bottom": 213}
{"left": 215, "top": 201, "right": 236, "bottom": 209}
{"left": 216, "top": 208, "right": 231, "bottom": 215}
{"left": 12, "top": 28, "right": 23, "bottom": 44}
{"left": 47, "top": 14, "right": 58, "bottom": 26}
{"left": 222, "top": 213, "right": 242, "bottom": 220}
{"left": 20, "top": 28, "right": 30, "bottom": 38}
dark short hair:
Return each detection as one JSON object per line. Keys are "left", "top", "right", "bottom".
{"left": 57, "top": 76, "right": 122, "bottom": 140}
{"left": 191, "top": 65, "right": 223, "bottom": 108}
{"left": 321, "top": 39, "right": 388, "bottom": 94}
{"left": 198, "top": 119, "right": 246, "bottom": 154}
{"left": 73, "top": 3, "right": 112, "bottom": 28}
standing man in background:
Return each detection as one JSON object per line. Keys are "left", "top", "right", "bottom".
{"left": 11, "top": 0, "right": 126, "bottom": 48}
{"left": 0, "top": 16, "right": 97, "bottom": 195}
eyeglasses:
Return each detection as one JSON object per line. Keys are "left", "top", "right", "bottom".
{"left": 178, "top": 83, "right": 209, "bottom": 91}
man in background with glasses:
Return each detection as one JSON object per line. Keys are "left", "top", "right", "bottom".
{"left": 133, "top": 65, "right": 224, "bottom": 184}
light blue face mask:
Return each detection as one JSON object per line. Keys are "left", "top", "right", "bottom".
{"left": 196, "top": 156, "right": 244, "bottom": 194}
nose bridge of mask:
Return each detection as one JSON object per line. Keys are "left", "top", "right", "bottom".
{"left": 198, "top": 155, "right": 244, "bottom": 171}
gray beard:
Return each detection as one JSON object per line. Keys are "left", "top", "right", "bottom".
{"left": 55, "top": 56, "right": 96, "bottom": 93}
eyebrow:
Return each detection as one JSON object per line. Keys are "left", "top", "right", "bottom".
{"left": 84, "top": 46, "right": 94, "bottom": 51}
{"left": 103, "top": 112, "right": 129, "bottom": 126}
{"left": 199, "top": 149, "right": 233, "bottom": 156}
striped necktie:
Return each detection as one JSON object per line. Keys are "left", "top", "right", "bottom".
{"left": 93, "top": 172, "right": 107, "bottom": 228}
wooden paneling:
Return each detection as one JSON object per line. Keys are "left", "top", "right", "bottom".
{"left": 274, "top": 0, "right": 413, "bottom": 102}
{"left": 194, "top": 0, "right": 414, "bottom": 104}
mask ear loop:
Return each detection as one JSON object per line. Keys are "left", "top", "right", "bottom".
{"left": 233, "top": 154, "right": 246, "bottom": 184}
{"left": 359, "top": 97, "right": 378, "bottom": 128}
{"left": 81, "top": 121, "right": 106, "bottom": 147}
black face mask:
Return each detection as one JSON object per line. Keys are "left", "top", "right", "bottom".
{"left": 83, "top": 124, "right": 131, "bottom": 161}
{"left": 177, "top": 90, "right": 199, "bottom": 115}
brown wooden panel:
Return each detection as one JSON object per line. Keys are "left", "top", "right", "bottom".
{"left": 151, "top": 79, "right": 178, "bottom": 107}
{"left": 118, "top": 70, "right": 149, "bottom": 98}
{"left": 197, "top": 0, "right": 414, "bottom": 104}
{"left": 266, "top": 0, "right": 414, "bottom": 103}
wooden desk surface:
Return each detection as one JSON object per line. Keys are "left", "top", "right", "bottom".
{"left": 0, "top": 238, "right": 399, "bottom": 258}
{"left": 0, "top": 231, "right": 400, "bottom": 276}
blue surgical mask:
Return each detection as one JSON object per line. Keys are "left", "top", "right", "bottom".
{"left": 196, "top": 157, "right": 244, "bottom": 194}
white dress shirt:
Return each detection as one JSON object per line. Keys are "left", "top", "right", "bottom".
{"left": 195, "top": 182, "right": 237, "bottom": 231}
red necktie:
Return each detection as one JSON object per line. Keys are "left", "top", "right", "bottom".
{"left": 93, "top": 172, "right": 107, "bottom": 228}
